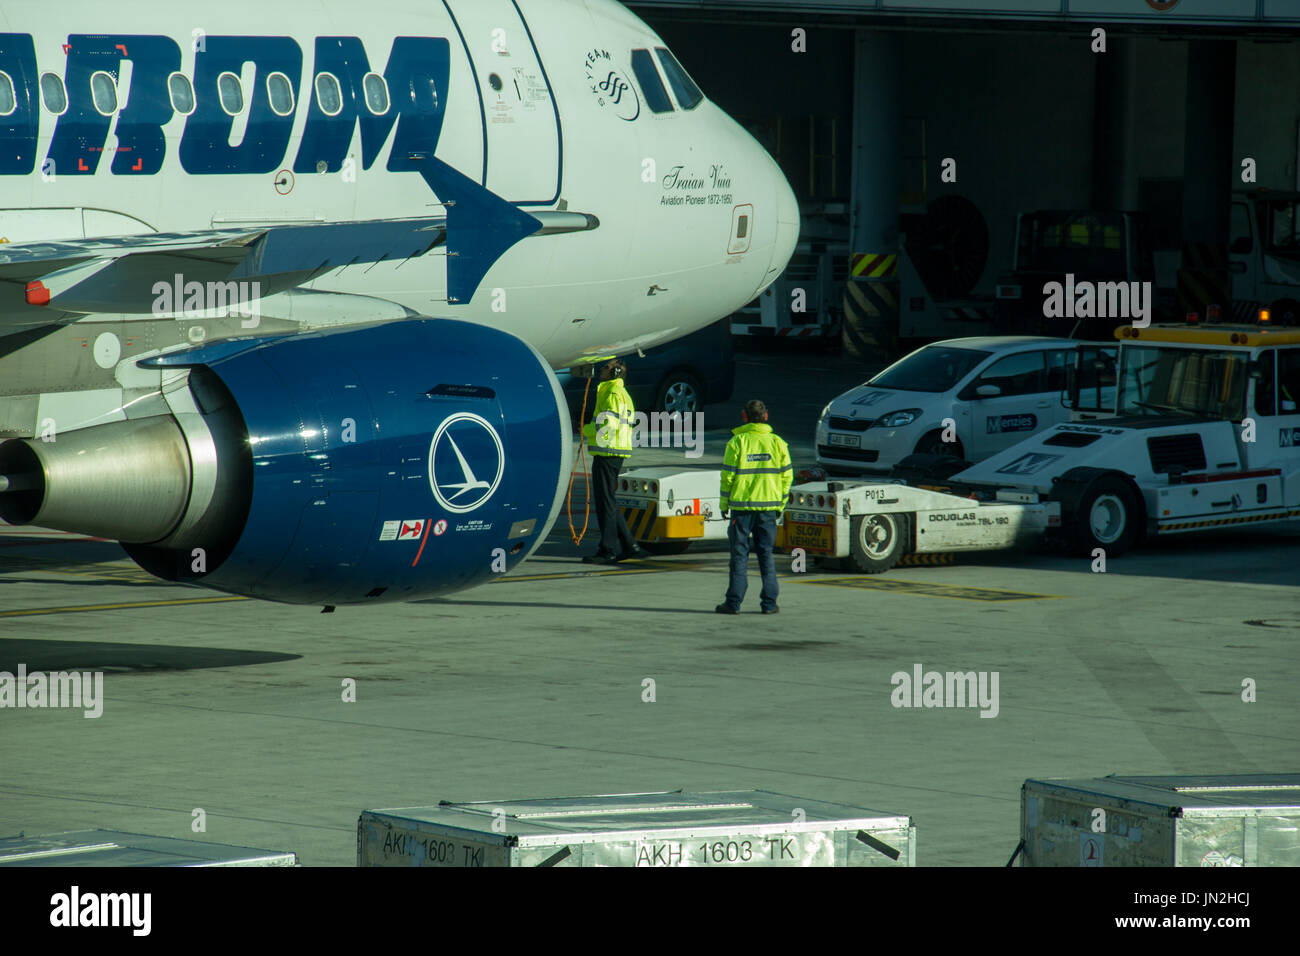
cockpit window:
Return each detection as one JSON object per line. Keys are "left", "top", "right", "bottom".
{"left": 630, "top": 49, "right": 672, "bottom": 114}
{"left": 655, "top": 48, "right": 702, "bottom": 110}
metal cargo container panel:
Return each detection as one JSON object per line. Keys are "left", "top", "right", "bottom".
{"left": 1020, "top": 774, "right": 1300, "bottom": 867}
{"left": 0, "top": 829, "right": 297, "bottom": 866}
{"left": 358, "top": 790, "right": 916, "bottom": 867}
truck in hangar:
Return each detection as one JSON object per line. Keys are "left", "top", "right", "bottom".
{"left": 617, "top": 322, "right": 1300, "bottom": 570}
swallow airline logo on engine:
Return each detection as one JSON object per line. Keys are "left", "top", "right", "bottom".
{"left": 429, "top": 413, "right": 505, "bottom": 514}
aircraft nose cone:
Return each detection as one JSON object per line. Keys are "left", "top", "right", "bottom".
{"left": 772, "top": 169, "right": 799, "bottom": 277}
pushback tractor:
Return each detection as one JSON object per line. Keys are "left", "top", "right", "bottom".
{"left": 620, "top": 321, "right": 1300, "bottom": 571}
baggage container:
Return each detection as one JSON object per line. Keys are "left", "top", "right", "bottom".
{"left": 1020, "top": 773, "right": 1300, "bottom": 867}
{"left": 358, "top": 789, "right": 916, "bottom": 867}
{"left": 0, "top": 829, "right": 297, "bottom": 866}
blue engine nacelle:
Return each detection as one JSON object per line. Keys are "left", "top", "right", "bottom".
{"left": 114, "top": 319, "right": 573, "bottom": 605}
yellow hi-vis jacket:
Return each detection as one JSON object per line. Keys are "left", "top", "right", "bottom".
{"left": 720, "top": 423, "right": 793, "bottom": 512}
{"left": 581, "top": 378, "right": 636, "bottom": 457}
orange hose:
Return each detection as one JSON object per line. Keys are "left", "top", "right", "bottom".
{"left": 566, "top": 374, "right": 593, "bottom": 546}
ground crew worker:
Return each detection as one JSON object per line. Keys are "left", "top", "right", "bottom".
{"left": 581, "top": 359, "right": 644, "bottom": 564}
{"left": 716, "top": 399, "right": 793, "bottom": 614}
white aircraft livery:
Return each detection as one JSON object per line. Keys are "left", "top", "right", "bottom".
{"left": 0, "top": 0, "right": 799, "bottom": 606}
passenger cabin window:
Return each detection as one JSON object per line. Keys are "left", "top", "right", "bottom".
{"left": 90, "top": 71, "right": 118, "bottom": 115}
{"left": 656, "top": 48, "right": 702, "bottom": 110}
{"left": 0, "top": 72, "right": 14, "bottom": 116}
{"left": 168, "top": 73, "right": 195, "bottom": 115}
{"left": 39, "top": 73, "right": 67, "bottom": 115}
{"left": 408, "top": 73, "right": 438, "bottom": 112}
{"left": 631, "top": 49, "right": 672, "bottom": 114}
{"left": 315, "top": 73, "right": 342, "bottom": 116}
{"left": 266, "top": 72, "right": 295, "bottom": 116}
{"left": 217, "top": 72, "right": 243, "bottom": 116}
{"left": 363, "top": 72, "right": 390, "bottom": 114}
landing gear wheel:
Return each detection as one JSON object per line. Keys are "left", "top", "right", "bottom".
{"left": 1072, "top": 477, "right": 1138, "bottom": 557}
{"left": 848, "top": 512, "right": 908, "bottom": 573}
{"left": 640, "top": 540, "right": 691, "bottom": 555}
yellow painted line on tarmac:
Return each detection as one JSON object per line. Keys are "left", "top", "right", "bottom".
{"left": 0, "top": 596, "right": 249, "bottom": 618}
{"left": 798, "top": 577, "right": 1060, "bottom": 602}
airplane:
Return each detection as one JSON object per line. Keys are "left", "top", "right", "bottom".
{"left": 0, "top": 0, "right": 799, "bottom": 607}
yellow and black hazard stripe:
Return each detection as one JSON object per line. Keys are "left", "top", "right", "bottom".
{"left": 845, "top": 252, "right": 901, "bottom": 358}
{"left": 899, "top": 552, "right": 955, "bottom": 567}
{"left": 620, "top": 503, "right": 659, "bottom": 540}
{"left": 843, "top": 280, "right": 900, "bottom": 359}
{"left": 850, "top": 252, "right": 898, "bottom": 279}
{"left": 1159, "top": 508, "right": 1300, "bottom": 532}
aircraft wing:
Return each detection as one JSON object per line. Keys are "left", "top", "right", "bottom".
{"left": 0, "top": 218, "right": 450, "bottom": 318}
{"left": 0, "top": 157, "right": 596, "bottom": 326}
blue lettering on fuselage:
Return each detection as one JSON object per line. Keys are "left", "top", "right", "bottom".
{"left": 47, "top": 35, "right": 181, "bottom": 177}
{"left": 293, "top": 36, "right": 450, "bottom": 174}
{"left": 0, "top": 33, "right": 450, "bottom": 176}
{"left": 180, "top": 36, "right": 302, "bottom": 174}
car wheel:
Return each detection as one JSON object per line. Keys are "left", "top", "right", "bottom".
{"left": 847, "top": 513, "right": 908, "bottom": 573}
{"left": 1072, "top": 476, "right": 1138, "bottom": 557}
{"left": 914, "top": 430, "right": 964, "bottom": 460}
{"left": 656, "top": 370, "right": 704, "bottom": 414}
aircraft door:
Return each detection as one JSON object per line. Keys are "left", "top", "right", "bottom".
{"left": 445, "top": 0, "right": 561, "bottom": 205}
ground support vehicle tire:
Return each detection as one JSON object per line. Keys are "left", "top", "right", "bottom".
{"left": 1051, "top": 467, "right": 1142, "bottom": 557}
{"left": 847, "top": 512, "right": 909, "bottom": 573}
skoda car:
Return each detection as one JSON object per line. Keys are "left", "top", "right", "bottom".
{"left": 815, "top": 336, "right": 1111, "bottom": 474}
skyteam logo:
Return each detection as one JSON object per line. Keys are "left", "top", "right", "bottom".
{"left": 584, "top": 48, "right": 639, "bottom": 122}
{"left": 428, "top": 413, "right": 505, "bottom": 514}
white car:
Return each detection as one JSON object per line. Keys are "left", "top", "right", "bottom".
{"left": 816, "top": 336, "right": 1112, "bottom": 474}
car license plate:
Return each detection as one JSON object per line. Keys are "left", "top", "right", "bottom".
{"left": 782, "top": 521, "right": 834, "bottom": 554}
{"left": 829, "top": 433, "right": 860, "bottom": 448}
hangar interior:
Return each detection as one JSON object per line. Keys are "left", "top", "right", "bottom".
{"left": 632, "top": 0, "right": 1300, "bottom": 343}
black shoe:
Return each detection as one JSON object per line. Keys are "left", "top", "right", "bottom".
{"left": 618, "top": 547, "right": 650, "bottom": 561}
{"left": 715, "top": 604, "right": 739, "bottom": 614}
{"left": 583, "top": 552, "right": 618, "bottom": 565}
{"left": 762, "top": 606, "right": 780, "bottom": 615}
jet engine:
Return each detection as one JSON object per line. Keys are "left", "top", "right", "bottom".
{"left": 0, "top": 319, "right": 572, "bottom": 605}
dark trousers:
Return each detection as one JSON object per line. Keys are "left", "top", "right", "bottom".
{"left": 724, "top": 510, "right": 779, "bottom": 611}
{"left": 591, "top": 454, "right": 637, "bottom": 556}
